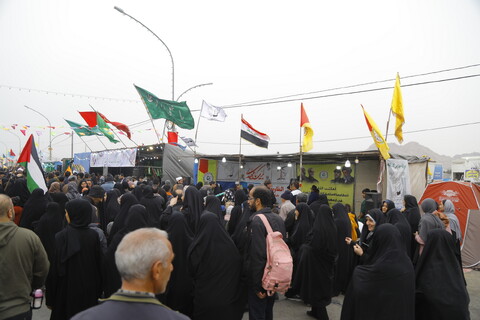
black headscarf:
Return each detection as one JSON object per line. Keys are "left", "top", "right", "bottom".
{"left": 133, "top": 184, "right": 144, "bottom": 201}
{"left": 7, "top": 176, "right": 30, "bottom": 206}
{"left": 386, "top": 209, "right": 412, "bottom": 257}
{"left": 104, "top": 189, "right": 121, "bottom": 223}
{"left": 113, "top": 182, "right": 124, "bottom": 194}
{"left": 231, "top": 200, "right": 253, "bottom": 254}
{"left": 289, "top": 203, "right": 314, "bottom": 254}
{"left": 309, "top": 193, "right": 330, "bottom": 220}
{"left": 415, "top": 229, "right": 470, "bottom": 319}
{"left": 332, "top": 202, "right": 354, "bottom": 296}
{"left": 204, "top": 195, "right": 223, "bottom": 221}
{"left": 187, "top": 212, "right": 245, "bottom": 319}
{"left": 108, "top": 193, "right": 138, "bottom": 242}
{"left": 19, "top": 188, "right": 49, "bottom": 230}
{"left": 341, "top": 224, "right": 415, "bottom": 320}
{"left": 103, "top": 204, "right": 150, "bottom": 297}
{"left": 34, "top": 202, "right": 64, "bottom": 262}
{"left": 183, "top": 186, "right": 204, "bottom": 233}
{"left": 292, "top": 204, "right": 337, "bottom": 307}
{"left": 404, "top": 195, "right": 421, "bottom": 233}
{"left": 228, "top": 190, "right": 248, "bottom": 235}
{"left": 59, "top": 199, "right": 93, "bottom": 273}
{"left": 359, "top": 208, "right": 386, "bottom": 246}
{"left": 382, "top": 199, "right": 395, "bottom": 214}
{"left": 140, "top": 185, "right": 164, "bottom": 224}
{"left": 157, "top": 212, "right": 194, "bottom": 316}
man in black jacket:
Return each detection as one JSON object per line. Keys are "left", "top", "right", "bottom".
{"left": 246, "top": 187, "right": 286, "bottom": 320}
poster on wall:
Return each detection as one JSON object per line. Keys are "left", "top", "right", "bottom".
{"left": 242, "top": 162, "right": 296, "bottom": 199}
{"left": 298, "top": 164, "right": 355, "bottom": 206}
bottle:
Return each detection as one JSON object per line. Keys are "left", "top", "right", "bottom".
{"left": 31, "top": 289, "right": 43, "bottom": 309}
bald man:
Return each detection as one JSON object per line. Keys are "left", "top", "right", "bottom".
{"left": 0, "top": 194, "right": 49, "bottom": 320}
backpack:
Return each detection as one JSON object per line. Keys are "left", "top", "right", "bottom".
{"left": 257, "top": 214, "right": 293, "bottom": 296}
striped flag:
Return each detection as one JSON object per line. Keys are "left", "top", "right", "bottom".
{"left": 241, "top": 116, "right": 269, "bottom": 148}
{"left": 361, "top": 105, "right": 390, "bottom": 160}
{"left": 17, "top": 135, "right": 48, "bottom": 192}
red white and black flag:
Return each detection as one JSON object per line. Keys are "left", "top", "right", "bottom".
{"left": 241, "top": 116, "right": 269, "bottom": 149}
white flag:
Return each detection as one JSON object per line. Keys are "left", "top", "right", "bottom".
{"left": 200, "top": 100, "right": 227, "bottom": 122}
{"left": 180, "top": 136, "right": 197, "bottom": 147}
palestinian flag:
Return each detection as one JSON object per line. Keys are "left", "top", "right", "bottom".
{"left": 17, "top": 134, "right": 48, "bottom": 192}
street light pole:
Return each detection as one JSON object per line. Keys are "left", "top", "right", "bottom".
{"left": 176, "top": 82, "right": 213, "bottom": 101}
{"left": 114, "top": 6, "right": 175, "bottom": 101}
{"left": 24, "top": 105, "right": 52, "bottom": 160}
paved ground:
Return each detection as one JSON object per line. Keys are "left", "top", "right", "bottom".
{"left": 33, "top": 269, "right": 479, "bottom": 320}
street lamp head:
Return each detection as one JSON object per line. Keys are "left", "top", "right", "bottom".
{"left": 114, "top": 6, "right": 125, "bottom": 14}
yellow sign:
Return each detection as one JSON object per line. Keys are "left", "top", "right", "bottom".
{"left": 298, "top": 164, "right": 355, "bottom": 206}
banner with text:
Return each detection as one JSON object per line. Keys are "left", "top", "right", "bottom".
{"left": 90, "top": 148, "right": 137, "bottom": 167}
{"left": 298, "top": 164, "right": 355, "bottom": 206}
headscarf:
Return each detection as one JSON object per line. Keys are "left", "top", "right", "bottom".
{"left": 404, "top": 194, "right": 421, "bottom": 233}
{"left": 140, "top": 185, "right": 164, "bottom": 224}
{"left": 34, "top": 202, "right": 64, "bottom": 262}
{"left": 59, "top": 199, "right": 93, "bottom": 273}
{"left": 341, "top": 224, "right": 415, "bottom": 319}
{"left": 289, "top": 203, "right": 314, "bottom": 253}
{"left": 443, "top": 200, "right": 462, "bottom": 241}
{"left": 108, "top": 193, "right": 138, "bottom": 241}
{"left": 204, "top": 195, "right": 223, "bottom": 221}
{"left": 382, "top": 199, "right": 395, "bottom": 214}
{"left": 386, "top": 209, "right": 412, "bottom": 256}
{"left": 19, "top": 188, "right": 49, "bottom": 230}
{"left": 359, "top": 208, "right": 386, "bottom": 246}
{"left": 309, "top": 204, "right": 337, "bottom": 256}
{"left": 415, "top": 229, "right": 469, "bottom": 319}
{"left": 419, "top": 198, "right": 444, "bottom": 243}
{"left": 113, "top": 182, "right": 125, "bottom": 194}
{"left": 183, "top": 186, "right": 204, "bottom": 233}
{"left": 234, "top": 189, "right": 247, "bottom": 207}
{"left": 133, "top": 184, "right": 145, "bottom": 201}
{"left": 104, "top": 189, "right": 121, "bottom": 222}
{"left": 49, "top": 182, "right": 61, "bottom": 193}
{"left": 309, "top": 193, "right": 330, "bottom": 221}
{"left": 65, "top": 181, "right": 81, "bottom": 201}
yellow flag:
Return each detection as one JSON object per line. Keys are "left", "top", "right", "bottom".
{"left": 300, "top": 104, "right": 314, "bottom": 152}
{"left": 361, "top": 105, "right": 390, "bottom": 160}
{"left": 65, "top": 165, "right": 72, "bottom": 175}
{"left": 391, "top": 73, "right": 405, "bottom": 143}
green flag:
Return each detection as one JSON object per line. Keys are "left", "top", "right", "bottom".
{"left": 65, "top": 119, "right": 102, "bottom": 137}
{"left": 134, "top": 85, "right": 195, "bottom": 130}
{"left": 96, "top": 113, "right": 119, "bottom": 143}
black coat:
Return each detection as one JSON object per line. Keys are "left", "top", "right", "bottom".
{"left": 34, "top": 202, "right": 64, "bottom": 262}
{"left": 46, "top": 199, "right": 102, "bottom": 320}
{"left": 386, "top": 209, "right": 412, "bottom": 258}
{"left": 19, "top": 188, "right": 48, "bottom": 230}
{"left": 341, "top": 224, "right": 415, "bottom": 320}
{"left": 292, "top": 204, "right": 337, "bottom": 307}
{"left": 415, "top": 229, "right": 470, "bottom": 320}
{"left": 332, "top": 203, "right": 354, "bottom": 296}
{"left": 187, "top": 212, "right": 245, "bottom": 320}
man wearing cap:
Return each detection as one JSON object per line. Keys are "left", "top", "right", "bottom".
{"left": 175, "top": 177, "right": 184, "bottom": 185}
{"left": 279, "top": 190, "right": 295, "bottom": 221}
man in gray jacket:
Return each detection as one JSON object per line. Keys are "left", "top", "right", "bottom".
{"left": 0, "top": 194, "right": 49, "bottom": 320}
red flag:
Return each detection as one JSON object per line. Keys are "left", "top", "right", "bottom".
{"left": 9, "top": 149, "right": 15, "bottom": 157}
{"left": 167, "top": 131, "right": 178, "bottom": 144}
{"left": 79, "top": 111, "right": 131, "bottom": 139}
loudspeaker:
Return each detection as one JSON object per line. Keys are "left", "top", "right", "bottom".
{"left": 365, "top": 192, "right": 382, "bottom": 212}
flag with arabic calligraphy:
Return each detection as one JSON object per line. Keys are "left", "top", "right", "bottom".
{"left": 134, "top": 84, "right": 195, "bottom": 130}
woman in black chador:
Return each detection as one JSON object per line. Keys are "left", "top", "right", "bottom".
{"left": 341, "top": 224, "right": 415, "bottom": 320}
{"left": 46, "top": 199, "right": 102, "bottom": 320}
{"left": 415, "top": 229, "right": 470, "bottom": 320}
{"left": 187, "top": 212, "right": 245, "bottom": 320}
{"left": 292, "top": 204, "right": 337, "bottom": 320}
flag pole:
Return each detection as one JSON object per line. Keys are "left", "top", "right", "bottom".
{"left": 89, "top": 105, "right": 129, "bottom": 149}
{"left": 385, "top": 109, "right": 392, "bottom": 142}
{"left": 299, "top": 109, "right": 303, "bottom": 185}
{"left": 194, "top": 103, "right": 203, "bottom": 155}
{"left": 79, "top": 135, "right": 93, "bottom": 152}
{"left": 136, "top": 84, "right": 162, "bottom": 144}
{"left": 238, "top": 114, "right": 243, "bottom": 183}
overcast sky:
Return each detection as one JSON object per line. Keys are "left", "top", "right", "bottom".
{"left": 1, "top": 0, "right": 479, "bottom": 161}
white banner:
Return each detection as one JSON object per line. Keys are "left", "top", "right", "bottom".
{"left": 386, "top": 159, "right": 411, "bottom": 209}
{"left": 90, "top": 148, "right": 137, "bottom": 167}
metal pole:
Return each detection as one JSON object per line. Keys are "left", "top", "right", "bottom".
{"left": 114, "top": 6, "right": 174, "bottom": 101}
{"left": 299, "top": 109, "right": 303, "bottom": 185}
{"left": 24, "top": 105, "right": 52, "bottom": 160}
{"left": 176, "top": 83, "right": 213, "bottom": 101}
{"left": 89, "top": 105, "right": 129, "bottom": 148}
{"left": 239, "top": 115, "right": 242, "bottom": 183}
{"left": 7, "top": 130, "right": 21, "bottom": 157}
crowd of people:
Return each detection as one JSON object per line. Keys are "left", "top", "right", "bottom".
{"left": 0, "top": 167, "right": 471, "bottom": 320}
